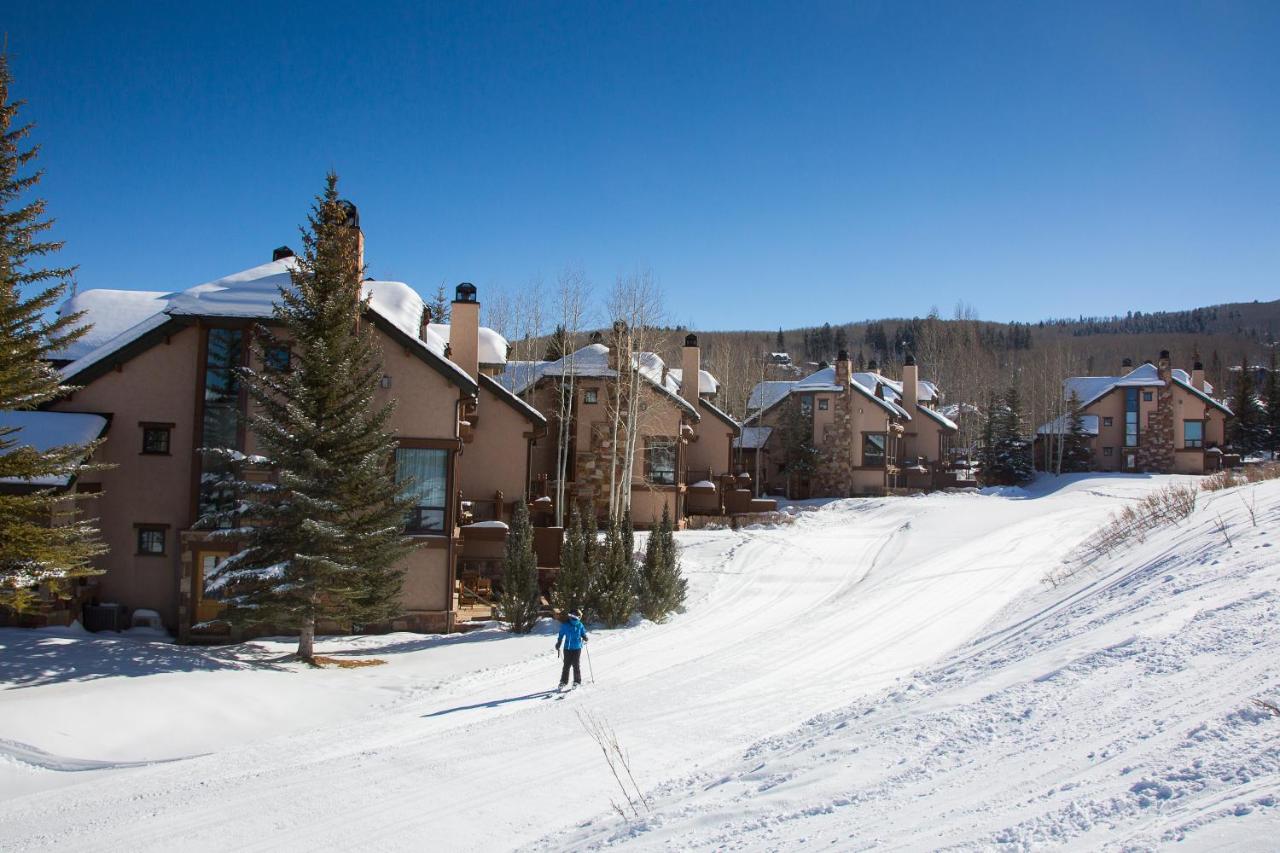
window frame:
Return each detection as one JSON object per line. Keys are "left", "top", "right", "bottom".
{"left": 140, "top": 422, "right": 174, "bottom": 455}
{"left": 395, "top": 444, "right": 451, "bottom": 535}
{"left": 135, "top": 524, "right": 168, "bottom": 556}
{"left": 645, "top": 436, "right": 678, "bottom": 486}
{"left": 1124, "top": 388, "right": 1140, "bottom": 447}
{"left": 1103, "top": 446, "right": 1114, "bottom": 457}
{"left": 818, "top": 397, "right": 829, "bottom": 411}
{"left": 1143, "top": 391, "right": 1154, "bottom": 402}
{"left": 1102, "top": 416, "right": 1113, "bottom": 428}
{"left": 583, "top": 388, "right": 599, "bottom": 405}
{"left": 862, "top": 432, "right": 887, "bottom": 468}
{"left": 1183, "top": 419, "right": 1204, "bottom": 449}
{"left": 264, "top": 344, "right": 292, "bottom": 373}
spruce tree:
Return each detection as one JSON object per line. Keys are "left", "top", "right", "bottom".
{"left": 997, "top": 385, "right": 1035, "bottom": 484}
{"left": 593, "top": 516, "right": 636, "bottom": 628}
{"left": 499, "top": 498, "right": 541, "bottom": 633}
{"left": 1060, "top": 390, "right": 1094, "bottom": 473}
{"left": 0, "top": 54, "right": 106, "bottom": 613}
{"left": 637, "top": 503, "right": 687, "bottom": 622}
{"left": 202, "top": 174, "right": 411, "bottom": 659}
{"left": 780, "top": 396, "right": 817, "bottom": 497}
{"left": 1264, "top": 350, "right": 1280, "bottom": 455}
{"left": 551, "top": 504, "right": 590, "bottom": 617}
{"left": 1229, "top": 358, "right": 1267, "bottom": 453}
{"left": 430, "top": 282, "right": 450, "bottom": 324}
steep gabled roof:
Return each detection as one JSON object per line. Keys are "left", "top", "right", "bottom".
{"left": 1064, "top": 363, "right": 1229, "bottom": 414}
{"left": 747, "top": 380, "right": 796, "bottom": 413}
{"left": 733, "top": 425, "right": 772, "bottom": 450}
{"left": 58, "top": 258, "right": 479, "bottom": 395}
{"left": 500, "top": 344, "right": 701, "bottom": 420}
{"left": 1036, "top": 413, "right": 1101, "bottom": 436}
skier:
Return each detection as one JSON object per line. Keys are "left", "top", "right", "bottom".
{"left": 555, "top": 610, "right": 589, "bottom": 688}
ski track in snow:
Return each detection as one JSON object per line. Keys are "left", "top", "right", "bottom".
{"left": 0, "top": 474, "right": 1277, "bottom": 850}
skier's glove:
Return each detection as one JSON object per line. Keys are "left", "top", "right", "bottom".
{"left": 555, "top": 646, "right": 561, "bottom": 657}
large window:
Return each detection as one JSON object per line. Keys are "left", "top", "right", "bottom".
{"left": 199, "top": 328, "right": 244, "bottom": 527}
{"left": 645, "top": 438, "right": 677, "bottom": 485}
{"left": 1124, "top": 388, "right": 1139, "bottom": 448}
{"left": 396, "top": 447, "right": 449, "bottom": 533}
{"left": 863, "top": 433, "right": 886, "bottom": 467}
{"left": 1184, "top": 420, "right": 1204, "bottom": 448}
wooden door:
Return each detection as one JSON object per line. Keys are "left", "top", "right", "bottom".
{"left": 196, "top": 550, "right": 232, "bottom": 622}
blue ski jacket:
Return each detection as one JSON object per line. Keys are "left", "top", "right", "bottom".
{"left": 557, "top": 617, "right": 588, "bottom": 651}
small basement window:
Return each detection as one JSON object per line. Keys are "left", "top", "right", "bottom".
{"left": 141, "top": 423, "right": 173, "bottom": 455}
{"left": 136, "top": 525, "right": 167, "bottom": 556}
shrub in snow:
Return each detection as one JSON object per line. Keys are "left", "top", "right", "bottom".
{"left": 0, "top": 57, "right": 107, "bottom": 613}
{"left": 499, "top": 499, "right": 541, "bottom": 633}
{"left": 637, "top": 503, "right": 687, "bottom": 622}
{"left": 593, "top": 514, "right": 637, "bottom": 628}
{"left": 552, "top": 504, "right": 594, "bottom": 620}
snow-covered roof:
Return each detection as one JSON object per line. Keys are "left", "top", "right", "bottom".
{"left": 794, "top": 366, "right": 842, "bottom": 393}
{"left": 848, "top": 373, "right": 911, "bottom": 419}
{"left": 733, "top": 426, "right": 773, "bottom": 450}
{"left": 1064, "top": 363, "right": 1226, "bottom": 412}
{"left": 914, "top": 404, "right": 959, "bottom": 431}
{"left": 51, "top": 289, "right": 170, "bottom": 362}
{"left": 874, "top": 375, "right": 940, "bottom": 403}
{"left": 56, "top": 258, "right": 480, "bottom": 392}
{"left": 748, "top": 381, "right": 796, "bottom": 412}
{"left": 499, "top": 344, "right": 699, "bottom": 419}
{"left": 667, "top": 368, "right": 719, "bottom": 397}
{"left": 940, "top": 402, "right": 981, "bottom": 420}
{"left": 1036, "top": 413, "right": 1101, "bottom": 436}
{"left": 0, "top": 410, "right": 108, "bottom": 487}
{"left": 427, "top": 322, "right": 509, "bottom": 366}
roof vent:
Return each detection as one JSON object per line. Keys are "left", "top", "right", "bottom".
{"left": 272, "top": 246, "right": 295, "bottom": 262}
{"left": 684, "top": 333, "right": 698, "bottom": 347}
{"left": 903, "top": 354, "right": 915, "bottom": 366}
{"left": 454, "top": 282, "right": 477, "bottom": 303}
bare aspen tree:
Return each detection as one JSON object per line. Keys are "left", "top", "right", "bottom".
{"left": 552, "top": 266, "right": 591, "bottom": 526}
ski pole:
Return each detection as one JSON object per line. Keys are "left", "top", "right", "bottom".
{"left": 585, "top": 644, "right": 595, "bottom": 684}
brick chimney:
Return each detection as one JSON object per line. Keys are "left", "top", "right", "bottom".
{"left": 450, "top": 282, "right": 480, "bottom": 380}
{"left": 901, "top": 354, "right": 918, "bottom": 415}
{"left": 681, "top": 333, "right": 701, "bottom": 405}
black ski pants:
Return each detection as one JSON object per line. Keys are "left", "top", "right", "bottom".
{"left": 560, "top": 648, "right": 582, "bottom": 685}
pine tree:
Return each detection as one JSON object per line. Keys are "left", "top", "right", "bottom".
{"left": 1060, "top": 390, "right": 1094, "bottom": 473}
{"left": 0, "top": 54, "right": 106, "bottom": 613}
{"left": 430, "top": 282, "right": 450, "bottom": 324}
{"left": 1229, "top": 358, "right": 1267, "bottom": 453}
{"left": 637, "top": 503, "right": 686, "bottom": 622}
{"left": 1264, "top": 349, "right": 1280, "bottom": 455}
{"left": 775, "top": 327, "right": 784, "bottom": 352}
{"left": 499, "top": 498, "right": 541, "bottom": 633}
{"left": 593, "top": 516, "right": 636, "bottom": 628}
{"left": 779, "top": 396, "right": 818, "bottom": 497}
{"left": 202, "top": 174, "right": 411, "bottom": 660}
{"left": 551, "top": 504, "right": 591, "bottom": 617}
{"left": 997, "top": 385, "right": 1035, "bottom": 484}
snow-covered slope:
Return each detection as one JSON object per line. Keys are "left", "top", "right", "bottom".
{"left": 0, "top": 475, "right": 1276, "bottom": 850}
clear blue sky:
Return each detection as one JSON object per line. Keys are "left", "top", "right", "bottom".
{"left": 8, "top": 1, "right": 1279, "bottom": 330}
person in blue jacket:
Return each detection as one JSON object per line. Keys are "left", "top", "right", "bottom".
{"left": 555, "top": 610, "right": 589, "bottom": 687}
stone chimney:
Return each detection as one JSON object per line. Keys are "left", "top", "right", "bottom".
{"left": 834, "top": 349, "right": 851, "bottom": 387}
{"left": 1192, "top": 358, "right": 1205, "bottom": 391}
{"left": 1138, "top": 349, "right": 1176, "bottom": 472}
{"left": 450, "top": 282, "right": 480, "bottom": 380}
{"left": 901, "top": 354, "right": 918, "bottom": 415}
{"left": 681, "top": 334, "right": 701, "bottom": 405}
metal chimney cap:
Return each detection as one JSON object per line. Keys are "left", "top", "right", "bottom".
{"left": 272, "top": 246, "right": 295, "bottom": 262}
{"left": 684, "top": 333, "right": 698, "bottom": 348}
{"left": 454, "top": 282, "right": 478, "bottom": 303}
{"left": 903, "top": 354, "right": 915, "bottom": 366}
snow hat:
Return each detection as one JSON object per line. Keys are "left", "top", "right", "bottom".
{"left": 568, "top": 609, "right": 581, "bottom": 619}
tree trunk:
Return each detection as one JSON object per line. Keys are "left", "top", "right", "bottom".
{"left": 297, "top": 615, "right": 315, "bottom": 661}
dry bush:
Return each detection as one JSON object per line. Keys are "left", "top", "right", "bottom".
{"left": 1203, "top": 462, "right": 1280, "bottom": 492}
{"left": 1051, "top": 484, "right": 1200, "bottom": 585}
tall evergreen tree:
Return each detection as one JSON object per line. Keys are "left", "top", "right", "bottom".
{"left": 779, "top": 396, "right": 818, "bottom": 498}
{"left": 775, "top": 327, "right": 784, "bottom": 351}
{"left": 429, "top": 282, "right": 450, "bottom": 324}
{"left": 996, "top": 385, "right": 1035, "bottom": 484}
{"left": 0, "top": 54, "right": 106, "bottom": 613}
{"left": 593, "top": 516, "right": 636, "bottom": 628}
{"left": 977, "top": 389, "right": 1000, "bottom": 478}
{"left": 551, "top": 504, "right": 591, "bottom": 617}
{"left": 1264, "top": 349, "right": 1280, "bottom": 455}
{"left": 1228, "top": 357, "right": 1268, "bottom": 452}
{"left": 637, "top": 503, "right": 686, "bottom": 622}
{"left": 499, "top": 498, "right": 541, "bottom": 633}
{"left": 203, "top": 174, "right": 411, "bottom": 660}
{"left": 1060, "top": 390, "right": 1094, "bottom": 473}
